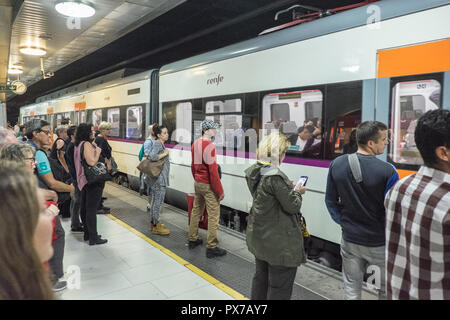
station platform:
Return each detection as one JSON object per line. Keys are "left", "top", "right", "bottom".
{"left": 56, "top": 182, "right": 379, "bottom": 300}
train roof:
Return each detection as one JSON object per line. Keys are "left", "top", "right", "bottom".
{"left": 160, "top": 0, "right": 449, "bottom": 76}
{"left": 35, "top": 69, "right": 157, "bottom": 104}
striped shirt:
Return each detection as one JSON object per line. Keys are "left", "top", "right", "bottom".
{"left": 384, "top": 166, "right": 450, "bottom": 299}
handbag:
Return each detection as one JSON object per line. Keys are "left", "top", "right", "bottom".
{"left": 137, "top": 157, "right": 165, "bottom": 177}
{"left": 81, "top": 142, "right": 112, "bottom": 184}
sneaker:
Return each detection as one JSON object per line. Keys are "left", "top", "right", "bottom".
{"left": 206, "top": 247, "right": 227, "bottom": 258}
{"left": 52, "top": 280, "right": 67, "bottom": 292}
{"left": 71, "top": 226, "right": 84, "bottom": 233}
{"left": 188, "top": 239, "right": 203, "bottom": 249}
{"left": 96, "top": 208, "right": 108, "bottom": 215}
{"left": 101, "top": 206, "right": 111, "bottom": 212}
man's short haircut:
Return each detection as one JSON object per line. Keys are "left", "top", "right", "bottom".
{"left": 298, "top": 125, "right": 315, "bottom": 134}
{"left": 415, "top": 109, "right": 450, "bottom": 167}
{"left": 356, "top": 121, "right": 387, "bottom": 146}
{"left": 55, "top": 125, "right": 68, "bottom": 137}
{"left": 61, "top": 118, "right": 70, "bottom": 125}
{"left": 98, "top": 121, "right": 112, "bottom": 132}
{"left": 25, "top": 119, "right": 50, "bottom": 139}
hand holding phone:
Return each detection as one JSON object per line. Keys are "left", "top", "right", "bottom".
{"left": 295, "top": 176, "right": 308, "bottom": 188}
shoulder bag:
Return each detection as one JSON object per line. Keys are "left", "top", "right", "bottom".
{"left": 81, "top": 142, "right": 112, "bottom": 184}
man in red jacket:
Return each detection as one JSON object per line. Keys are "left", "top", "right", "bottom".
{"left": 189, "top": 119, "right": 227, "bottom": 258}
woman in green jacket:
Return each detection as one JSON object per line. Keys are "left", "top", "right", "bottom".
{"left": 244, "top": 132, "right": 307, "bottom": 300}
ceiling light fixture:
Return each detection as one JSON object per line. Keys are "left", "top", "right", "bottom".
{"left": 55, "top": 1, "right": 96, "bottom": 18}
{"left": 8, "top": 66, "right": 23, "bottom": 75}
{"left": 19, "top": 46, "right": 47, "bottom": 56}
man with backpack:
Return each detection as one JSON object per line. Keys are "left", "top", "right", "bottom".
{"left": 325, "top": 121, "right": 399, "bottom": 300}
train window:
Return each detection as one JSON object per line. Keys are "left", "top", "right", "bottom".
{"left": 389, "top": 79, "right": 441, "bottom": 166}
{"left": 126, "top": 106, "right": 142, "bottom": 139}
{"left": 205, "top": 99, "right": 241, "bottom": 114}
{"left": 324, "top": 81, "right": 362, "bottom": 160}
{"left": 80, "top": 111, "right": 86, "bottom": 124}
{"left": 204, "top": 98, "right": 243, "bottom": 148}
{"left": 56, "top": 114, "right": 62, "bottom": 126}
{"left": 173, "top": 102, "right": 192, "bottom": 145}
{"left": 262, "top": 90, "right": 323, "bottom": 157}
{"left": 92, "top": 109, "right": 102, "bottom": 130}
{"left": 107, "top": 108, "right": 120, "bottom": 137}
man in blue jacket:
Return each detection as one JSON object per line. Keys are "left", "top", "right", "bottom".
{"left": 325, "top": 121, "right": 398, "bottom": 300}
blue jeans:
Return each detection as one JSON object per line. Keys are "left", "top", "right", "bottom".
{"left": 340, "top": 239, "right": 386, "bottom": 300}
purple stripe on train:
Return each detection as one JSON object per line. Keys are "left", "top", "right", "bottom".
{"left": 107, "top": 139, "right": 330, "bottom": 168}
{"left": 166, "top": 144, "right": 331, "bottom": 168}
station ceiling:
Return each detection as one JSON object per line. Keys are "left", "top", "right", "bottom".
{"left": 5, "top": 0, "right": 367, "bottom": 121}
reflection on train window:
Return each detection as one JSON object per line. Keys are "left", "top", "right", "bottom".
{"left": 126, "top": 106, "right": 142, "bottom": 139}
{"left": 173, "top": 102, "right": 192, "bottom": 144}
{"left": 56, "top": 114, "right": 62, "bottom": 126}
{"left": 262, "top": 90, "right": 323, "bottom": 157}
{"left": 325, "top": 81, "right": 362, "bottom": 160}
{"left": 80, "top": 111, "right": 86, "bottom": 124}
{"left": 64, "top": 112, "right": 71, "bottom": 123}
{"left": 92, "top": 109, "right": 102, "bottom": 130}
{"left": 205, "top": 99, "right": 241, "bottom": 114}
{"left": 389, "top": 79, "right": 441, "bottom": 166}
{"left": 205, "top": 98, "right": 243, "bottom": 148}
{"left": 107, "top": 108, "right": 120, "bottom": 137}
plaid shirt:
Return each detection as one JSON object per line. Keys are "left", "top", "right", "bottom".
{"left": 385, "top": 166, "right": 450, "bottom": 299}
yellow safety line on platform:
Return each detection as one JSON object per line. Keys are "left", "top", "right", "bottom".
{"left": 106, "top": 214, "right": 248, "bottom": 300}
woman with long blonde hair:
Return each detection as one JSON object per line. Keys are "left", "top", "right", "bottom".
{"left": 0, "top": 164, "right": 55, "bottom": 299}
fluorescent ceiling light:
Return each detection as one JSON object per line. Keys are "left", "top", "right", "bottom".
{"left": 20, "top": 47, "right": 47, "bottom": 56}
{"left": 55, "top": 1, "right": 95, "bottom": 18}
{"left": 8, "top": 67, "right": 23, "bottom": 75}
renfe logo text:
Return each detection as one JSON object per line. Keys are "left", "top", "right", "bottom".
{"left": 206, "top": 74, "right": 224, "bottom": 86}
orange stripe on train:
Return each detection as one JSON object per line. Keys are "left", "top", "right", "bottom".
{"left": 377, "top": 39, "right": 450, "bottom": 78}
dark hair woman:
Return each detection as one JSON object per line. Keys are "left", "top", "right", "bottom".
{"left": 145, "top": 123, "right": 171, "bottom": 235}
{"left": 74, "top": 123, "right": 107, "bottom": 245}
{"left": 0, "top": 165, "right": 55, "bottom": 299}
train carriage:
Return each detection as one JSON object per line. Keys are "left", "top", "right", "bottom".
{"left": 19, "top": 0, "right": 450, "bottom": 267}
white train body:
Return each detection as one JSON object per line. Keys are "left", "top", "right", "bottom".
{"left": 20, "top": 0, "right": 450, "bottom": 248}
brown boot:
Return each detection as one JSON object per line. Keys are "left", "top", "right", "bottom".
{"left": 151, "top": 222, "right": 170, "bottom": 235}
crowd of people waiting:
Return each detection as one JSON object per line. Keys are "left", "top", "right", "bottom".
{"left": 0, "top": 118, "right": 115, "bottom": 297}
{"left": 0, "top": 108, "right": 448, "bottom": 300}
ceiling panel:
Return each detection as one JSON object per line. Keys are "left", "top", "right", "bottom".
{"left": 6, "top": 0, "right": 185, "bottom": 98}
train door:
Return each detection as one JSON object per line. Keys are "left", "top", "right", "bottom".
{"left": 377, "top": 40, "right": 447, "bottom": 172}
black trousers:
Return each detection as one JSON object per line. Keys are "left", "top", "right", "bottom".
{"left": 251, "top": 258, "right": 298, "bottom": 300}
{"left": 80, "top": 183, "right": 103, "bottom": 239}
{"left": 48, "top": 215, "right": 65, "bottom": 279}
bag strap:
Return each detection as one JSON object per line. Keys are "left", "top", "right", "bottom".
{"left": 348, "top": 153, "right": 363, "bottom": 183}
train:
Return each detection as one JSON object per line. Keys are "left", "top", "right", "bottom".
{"left": 19, "top": 0, "right": 450, "bottom": 268}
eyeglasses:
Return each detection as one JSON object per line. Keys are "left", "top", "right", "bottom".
{"left": 38, "top": 129, "right": 51, "bottom": 135}
{"left": 24, "top": 157, "right": 36, "bottom": 162}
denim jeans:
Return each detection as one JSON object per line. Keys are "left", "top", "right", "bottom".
{"left": 340, "top": 238, "right": 386, "bottom": 300}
